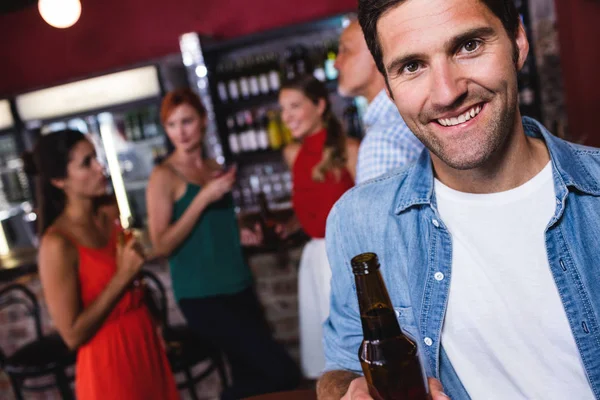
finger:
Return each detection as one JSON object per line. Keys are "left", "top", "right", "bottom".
{"left": 428, "top": 377, "right": 449, "bottom": 399}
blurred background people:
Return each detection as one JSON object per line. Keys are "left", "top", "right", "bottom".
{"left": 146, "top": 88, "right": 301, "bottom": 400}
{"left": 278, "top": 76, "right": 359, "bottom": 378}
{"left": 31, "top": 129, "right": 179, "bottom": 400}
{"left": 335, "top": 19, "right": 424, "bottom": 183}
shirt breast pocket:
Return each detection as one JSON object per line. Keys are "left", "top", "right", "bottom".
{"left": 394, "top": 306, "right": 419, "bottom": 341}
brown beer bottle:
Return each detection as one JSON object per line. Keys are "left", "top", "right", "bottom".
{"left": 351, "top": 252, "right": 429, "bottom": 400}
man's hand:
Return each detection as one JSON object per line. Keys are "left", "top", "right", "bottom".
{"left": 340, "top": 376, "right": 449, "bottom": 400}
{"left": 429, "top": 377, "right": 450, "bottom": 399}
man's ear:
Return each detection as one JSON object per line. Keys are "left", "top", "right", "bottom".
{"left": 515, "top": 21, "right": 530, "bottom": 72}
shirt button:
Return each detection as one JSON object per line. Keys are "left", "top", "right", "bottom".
{"left": 432, "top": 219, "right": 440, "bottom": 228}
{"left": 424, "top": 337, "right": 433, "bottom": 346}
{"left": 395, "top": 309, "right": 401, "bottom": 318}
{"left": 434, "top": 272, "right": 444, "bottom": 281}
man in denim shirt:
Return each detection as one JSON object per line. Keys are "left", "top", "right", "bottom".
{"left": 318, "top": 0, "right": 599, "bottom": 399}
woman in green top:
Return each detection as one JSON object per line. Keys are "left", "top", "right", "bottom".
{"left": 146, "top": 89, "right": 301, "bottom": 400}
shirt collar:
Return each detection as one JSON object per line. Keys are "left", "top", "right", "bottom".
{"left": 394, "top": 116, "right": 600, "bottom": 214}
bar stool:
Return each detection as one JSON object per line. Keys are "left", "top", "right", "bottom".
{"left": 0, "top": 283, "right": 76, "bottom": 400}
{"left": 141, "top": 270, "right": 229, "bottom": 400}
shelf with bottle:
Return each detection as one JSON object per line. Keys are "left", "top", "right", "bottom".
{"left": 0, "top": 163, "right": 31, "bottom": 207}
{"left": 0, "top": 201, "right": 33, "bottom": 222}
{"left": 232, "top": 161, "right": 293, "bottom": 215}
{"left": 212, "top": 39, "right": 340, "bottom": 112}
{"left": 225, "top": 107, "right": 295, "bottom": 160}
{"left": 0, "top": 158, "right": 26, "bottom": 175}
{"left": 118, "top": 104, "right": 166, "bottom": 144}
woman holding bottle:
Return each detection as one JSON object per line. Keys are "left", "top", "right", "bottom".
{"left": 146, "top": 88, "right": 301, "bottom": 400}
{"left": 32, "top": 129, "right": 179, "bottom": 400}
{"left": 278, "top": 76, "right": 359, "bottom": 378}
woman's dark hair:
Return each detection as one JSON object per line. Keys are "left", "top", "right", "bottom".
{"left": 358, "top": 0, "right": 521, "bottom": 77}
{"left": 280, "top": 75, "right": 347, "bottom": 182}
{"left": 24, "top": 129, "right": 87, "bottom": 234}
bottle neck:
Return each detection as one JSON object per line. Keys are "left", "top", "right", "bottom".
{"left": 355, "top": 270, "right": 402, "bottom": 341}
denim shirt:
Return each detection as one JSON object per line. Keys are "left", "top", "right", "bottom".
{"left": 324, "top": 117, "right": 600, "bottom": 399}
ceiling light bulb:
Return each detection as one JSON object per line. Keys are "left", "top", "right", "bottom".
{"left": 38, "top": 0, "right": 82, "bottom": 29}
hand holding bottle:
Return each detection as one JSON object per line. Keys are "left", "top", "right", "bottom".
{"left": 199, "top": 166, "right": 237, "bottom": 204}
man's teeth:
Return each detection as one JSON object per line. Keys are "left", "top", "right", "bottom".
{"left": 438, "top": 105, "right": 482, "bottom": 127}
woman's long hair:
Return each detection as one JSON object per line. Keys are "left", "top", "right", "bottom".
{"left": 281, "top": 76, "right": 347, "bottom": 182}
{"left": 22, "top": 129, "right": 86, "bottom": 234}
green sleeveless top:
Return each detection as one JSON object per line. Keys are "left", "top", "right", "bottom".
{"left": 168, "top": 183, "right": 252, "bottom": 301}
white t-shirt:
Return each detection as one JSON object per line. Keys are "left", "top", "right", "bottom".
{"left": 436, "top": 162, "right": 594, "bottom": 399}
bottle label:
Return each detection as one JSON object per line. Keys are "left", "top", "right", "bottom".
{"left": 217, "top": 82, "right": 229, "bottom": 102}
{"left": 313, "top": 68, "right": 326, "bottom": 82}
{"left": 229, "top": 134, "right": 240, "bottom": 154}
{"left": 228, "top": 80, "right": 239, "bottom": 100}
{"left": 239, "top": 131, "right": 248, "bottom": 152}
{"left": 325, "top": 57, "right": 338, "bottom": 81}
{"left": 259, "top": 74, "right": 270, "bottom": 94}
{"left": 239, "top": 77, "right": 250, "bottom": 98}
{"left": 269, "top": 70, "right": 281, "bottom": 91}
{"left": 258, "top": 129, "right": 269, "bottom": 150}
{"left": 247, "top": 129, "right": 258, "bottom": 151}
{"left": 249, "top": 76, "right": 260, "bottom": 96}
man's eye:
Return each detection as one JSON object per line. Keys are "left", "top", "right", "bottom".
{"left": 463, "top": 40, "right": 480, "bottom": 52}
{"left": 403, "top": 62, "right": 420, "bottom": 74}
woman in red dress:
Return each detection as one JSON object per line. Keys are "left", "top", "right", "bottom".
{"left": 278, "top": 76, "right": 359, "bottom": 378}
{"left": 32, "top": 130, "right": 179, "bottom": 399}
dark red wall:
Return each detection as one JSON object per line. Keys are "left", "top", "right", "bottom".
{"left": 555, "top": 0, "right": 600, "bottom": 146}
{"left": 0, "top": 0, "right": 355, "bottom": 96}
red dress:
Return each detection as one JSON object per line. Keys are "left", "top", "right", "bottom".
{"left": 58, "top": 225, "right": 179, "bottom": 400}
{"left": 292, "top": 128, "right": 354, "bottom": 238}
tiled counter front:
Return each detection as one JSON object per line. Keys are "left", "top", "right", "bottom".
{"left": 0, "top": 247, "right": 303, "bottom": 400}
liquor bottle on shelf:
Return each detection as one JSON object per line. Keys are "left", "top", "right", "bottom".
{"left": 227, "top": 116, "right": 241, "bottom": 155}
{"left": 248, "top": 56, "right": 261, "bottom": 97}
{"left": 216, "top": 62, "right": 229, "bottom": 103}
{"left": 236, "top": 113, "right": 248, "bottom": 153}
{"left": 283, "top": 48, "right": 296, "bottom": 81}
{"left": 244, "top": 111, "right": 259, "bottom": 152}
{"left": 267, "top": 53, "right": 282, "bottom": 92}
{"left": 267, "top": 110, "right": 283, "bottom": 150}
{"left": 278, "top": 112, "right": 294, "bottom": 145}
{"left": 141, "top": 107, "right": 159, "bottom": 139}
{"left": 352, "top": 252, "right": 429, "bottom": 400}
{"left": 227, "top": 61, "right": 241, "bottom": 102}
{"left": 257, "top": 55, "right": 271, "bottom": 95}
{"left": 134, "top": 111, "right": 144, "bottom": 141}
{"left": 293, "top": 45, "right": 311, "bottom": 77}
{"left": 237, "top": 59, "right": 251, "bottom": 100}
{"left": 312, "top": 42, "right": 327, "bottom": 82}
{"left": 325, "top": 40, "right": 339, "bottom": 81}
{"left": 123, "top": 113, "right": 135, "bottom": 141}
{"left": 254, "top": 110, "right": 270, "bottom": 150}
